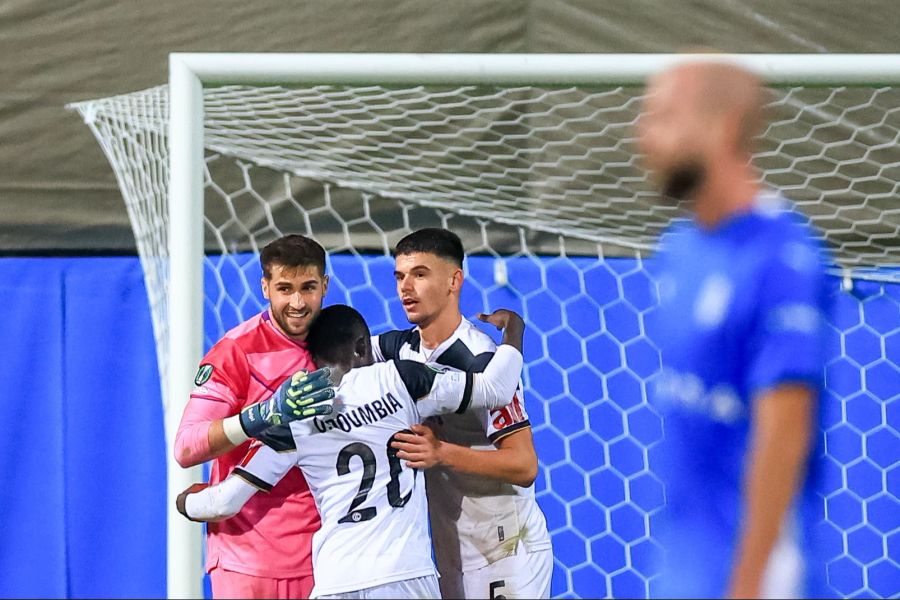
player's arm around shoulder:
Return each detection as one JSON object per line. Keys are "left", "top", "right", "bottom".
{"left": 467, "top": 309, "right": 526, "bottom": 410}
{"left": 479, "top": 308, "right": 525, "bottom": 353}
{"left": 174, "top": 337, "right": 251, "bottom": 467}
{"left": 175, "top": 473, "right": 257, "bottom": 523}
{"left": 176, "top": 442, "right": 298, "bottom": 522}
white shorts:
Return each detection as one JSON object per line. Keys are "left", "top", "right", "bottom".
{"left": 462, "top": 544, "right": 553, "bottom": 599}
{"left": 314, "top": 575, "right": 441, "bottom": 599}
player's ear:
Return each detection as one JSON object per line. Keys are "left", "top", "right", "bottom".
{"left": 321, "top": 273, "right": 329, "bottom": 295}
{"left": 352, "top": 335, "right": 365, "bottom": 356}
{"left": 716, "top": 109, "right": 743, "bottom": 156}
{"left": 450, "top": 267, "right": 463, "bottom": 293}
{"left": 353, "top": 335, "right": 373, "bottom": 366}
{"left": 260, "top": 276, "right": 270, "bottom": 300}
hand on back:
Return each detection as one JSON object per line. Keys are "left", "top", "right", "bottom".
{"left": 477, "top": 309, "right": 524, "bottom": 331}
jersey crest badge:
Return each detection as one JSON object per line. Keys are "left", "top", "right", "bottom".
{"left": 694, "top": 273, "right": 733, "bottom": 328}
{"left": 194, "top": 364, "right": 214, "bottom": 386}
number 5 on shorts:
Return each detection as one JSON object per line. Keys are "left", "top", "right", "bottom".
{"left": 490, "top": 580, "right": 507, "bottom": 599}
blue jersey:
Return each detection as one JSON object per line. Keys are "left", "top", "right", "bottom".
{"left": 650, "top": 191, "right": 830, "bottom": 598}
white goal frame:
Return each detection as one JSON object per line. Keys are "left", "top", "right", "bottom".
{"left": 166, "top": 52, "right": 900, "bottom": 598}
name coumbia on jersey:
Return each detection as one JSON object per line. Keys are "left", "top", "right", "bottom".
{"left": 312, "top": 393, "right": 405, "bottom": 434}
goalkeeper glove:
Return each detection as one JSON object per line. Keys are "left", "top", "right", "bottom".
{"left": 239, "top": 367, "right": 335, "bottom": 437}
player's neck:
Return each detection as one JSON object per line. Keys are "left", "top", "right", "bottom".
{"left": 693, "top": 160, "right": 761, "bottom": 229}
{"left": 315, "top": 359, "right": 352, "bottom": 387}
{"left": 418, "top": 309, "right": 463, "bottom": 351}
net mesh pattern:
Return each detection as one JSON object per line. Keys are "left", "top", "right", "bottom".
{"left": 70, "top": 81, "right": 900, "bottom": 598}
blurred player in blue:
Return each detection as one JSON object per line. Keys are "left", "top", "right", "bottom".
{"left": 637, "top": 59, "right": 831, "bottom": 598}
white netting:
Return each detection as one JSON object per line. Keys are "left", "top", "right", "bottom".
{"left": 78, "top": 83, "right": 900, "bottom": 264}
{"left": 70, "top": 78, "right": 899, "bottom": 598}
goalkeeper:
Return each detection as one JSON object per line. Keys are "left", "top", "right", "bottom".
{"left": 173, "top": 234, "right": 333, "bottom": 599}
{"left": 637, "top": 59, "right": 830, "bottom": 598}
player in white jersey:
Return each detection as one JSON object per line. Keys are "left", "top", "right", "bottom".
{"left": 176, "top": 304, "right": 527, "bottom": 599}
{"left": 380, "top": 228, "right": 553, "bottom": 599}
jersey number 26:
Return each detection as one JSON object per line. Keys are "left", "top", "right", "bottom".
{"left": 336, "top": 430, "right": 415, "bottom": 524}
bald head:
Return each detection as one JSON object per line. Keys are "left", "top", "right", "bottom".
{"left": 657, "top": 61, "right": 768, "bottom": 154}
{"left": 637, "top": 59, "right": 770, "bottom": 204}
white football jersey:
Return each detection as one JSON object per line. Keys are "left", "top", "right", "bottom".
{"left": 233, "top": 360, "right": 479, "bottom": 597}
{"left": 373, "top": 319, "right": 552, "bottom": 572}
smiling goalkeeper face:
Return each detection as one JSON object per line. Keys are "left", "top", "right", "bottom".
{"left": 259, "top": 234, "right": 329, "bottom": 340}
{"left": 262, "top": 263, "right": 328, "bottom": 340}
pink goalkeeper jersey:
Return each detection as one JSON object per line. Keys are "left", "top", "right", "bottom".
{"left": 175, "top": 310, "right": 320, "bottom": 578}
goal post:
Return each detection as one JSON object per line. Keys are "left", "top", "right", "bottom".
{"left": 70, "top": 52, "right": 900, "bottom": 599}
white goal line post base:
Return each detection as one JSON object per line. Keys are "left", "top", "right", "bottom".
{"left": 166, "top": 52, "right": 900, "bottom": 599}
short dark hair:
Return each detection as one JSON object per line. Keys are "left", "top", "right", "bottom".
{"left": 259, "top": 234, "right": 326, "bottom": 279}
{"left": 394, "top": 228, "right": 464, "bottom": 268}
{"left": 307, "top": 304, "right": 370, "bottom": 365}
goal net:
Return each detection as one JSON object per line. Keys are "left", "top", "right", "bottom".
{"left": 70, "top": 53, "right": 899, "bottom": 599}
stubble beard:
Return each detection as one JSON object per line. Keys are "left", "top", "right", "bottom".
{"left": 662, "top": 159, "right": 706, "bottom": 204}
{"left": 275, "top": 310, "right": 311, "bottom": 339}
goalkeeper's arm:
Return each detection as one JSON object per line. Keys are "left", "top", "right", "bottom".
{"left": 219, "top": 368, "right": 335, "bottom": 446}
{"left": 176, "top": 368, "right": 335, "bottom": 467}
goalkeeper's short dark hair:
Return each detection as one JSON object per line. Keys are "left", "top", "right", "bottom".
{"left": 260, "top": 234, "right": 326, "bottom": 279}
{"left": 394, "top": 228, "right": 464, "bottom": 268}
{"left": 307, "top": 304, "right": 371, "bottom": 365}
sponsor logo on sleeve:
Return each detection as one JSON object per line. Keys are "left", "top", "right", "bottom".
{"left": 194, "top": 364, "right": 214, "bottom": 386}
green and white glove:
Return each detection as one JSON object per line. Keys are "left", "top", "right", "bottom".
{"left": 239, "top": 368, "right": 335, "bottom": 437}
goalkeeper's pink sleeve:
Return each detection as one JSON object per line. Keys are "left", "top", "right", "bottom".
{"left": 175, "top": 384, "right": 237, "bottom": 467}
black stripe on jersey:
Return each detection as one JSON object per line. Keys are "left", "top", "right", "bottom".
{"left": 233, "top": 467, "right": 274, "bottom": 493}
{"left": 395, "top": 360, "right": 475, "bottom": 414}
{"left": 487, "top": 419, "right": 531, "bottom": 443}
{"left": 378, "top": 328, "right": 421, "bottom": 359}
{"left": 395, "top": 359, "right": 438, "bottom": 399}
{"left": 469, "top": 351, "right": 493, "bottom": 373}
{"left": 436, "top": 338, "right": 494, "bottom": 373}
{"left": 456, "top": 371, "right": 474, "bottom": 414}
{"left": 256, "top": 425, "right": 297, "bottom": 452}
